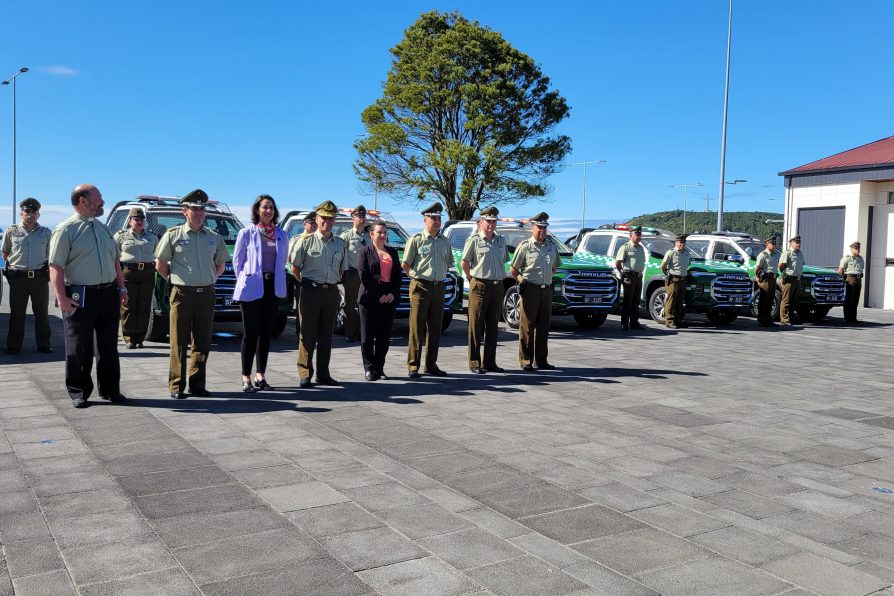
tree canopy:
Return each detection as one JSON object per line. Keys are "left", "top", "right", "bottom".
{"left": 627, "top": 210, "right": 784, "bottom": 240}
{"left": 354, "top": 11, "right": 571, "bottom": 220}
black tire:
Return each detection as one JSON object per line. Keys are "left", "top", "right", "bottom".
{"left": 647, "top": 286, "right": 668, "bottom": 324}
{"left": 333, "top": 286, "right": 346, "bottom": 335}
{"left": 271, "top": 313, "right": 287, "bottom": 338}
{"left": 751, "top": 288, "right": 781, "bottom": 320}
{"left": 441, "top": 311, "right": 453, "bottom": 331}
{"left": 705, "top": 310, "right": 738, "bottom": 325}
{"left": 145, "top": 294, "right": 169, "bottom": 342}
{"left": 573, "top": 311, "right": 608, "bottom": 329}
{"left": 502, "top": 285, "right": 521, "bottom": 330}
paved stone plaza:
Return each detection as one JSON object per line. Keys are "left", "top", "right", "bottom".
{"left": 2, "top": 290, "right": 894, "bottom": 595}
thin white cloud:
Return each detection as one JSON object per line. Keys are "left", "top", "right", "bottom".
{"left": 40, "top": 65, "right": 78, "bottom": 76}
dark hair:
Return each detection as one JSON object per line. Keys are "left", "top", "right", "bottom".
{"left": 71, "top": 185, "right": 92, "bottom": 206}
{"left": 251, "top": 194, "right": 279, "bottom": 225}
{"left": 371, "top": 221, "right": 388, "bottom": 233}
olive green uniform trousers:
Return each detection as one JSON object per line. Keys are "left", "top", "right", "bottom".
{"left": 467, "top": 278, "right": 504, "bottom": 369}
{"left": 779, "top": 277, "right": 800, "bottom": 324}
{"left": 518, "top": 284, "right": 552, "bottom": 366}
{"left": 297, "top": 282, "right": 339, "bottom": 380}
{"left": 664, "top": 275, "right": 685, "bottom": 326}
{"left": 407, "top": 279, "right": 445, "bottom": 372}
{"left": 168, "top": 285, "right": 215, "bottom": 393}
{"left": 120, "top": 263, "right": 155, "bottom": 344}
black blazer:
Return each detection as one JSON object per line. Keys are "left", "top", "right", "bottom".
{"left": 358, "top": 245, "right": 402, "bottom": 307}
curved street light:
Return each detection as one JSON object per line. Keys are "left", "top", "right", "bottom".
{"left": 2, "top": 67, "right": 30, "bottom": 226}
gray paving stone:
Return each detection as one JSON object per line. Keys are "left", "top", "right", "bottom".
{"left": 443, "top": 465, "right": 538, "bottom": 497}
{"left": 572, "top": 528, "right": 711, "bottom": 577}
{"left": 459, "top": 507, "right": 530, "bottom": 539}
{"left": 0, "top": 509, "right": 51, "bottom": 542}
{"left": 117, "top": 465, "right": 233, "bottom": 496}
{"left": 319, "top": 526, "right": 427, "bottom": 571}
{"left": 762, "top": 552, "right": 889, "bottom": 596}
{"left": 564, "top": 561, "right": 659, "bottom": 596}
{"left": 103, "top": 449, "right": 213, "bottom": 476}
{"left": 150, "top": 507, "right": 292, "bottom": 548}
{"left": 508, "top": 532, "right": 592, "bottom": 568}
{"left": 12, "top": 438, "right": 89, "bottom": 460}
{"left": 63, "top": 540, "right": 177, "bottom": 586}
{"left": 212, "top": 448, "right": 292, "bottom": 471}
{"left": 256, "top": 480, "right": 349, "bottom": 512}
{"left": 287, "top": 501, "right": 385, "bottom": 538}
{"left": 764, "top": 509, "right": 869, "bottom": 544}
{"left": 576, "top": 481, "right": 668, "bottom": 512}
{"left": 464, "top": 555, "right": 591, "bottom": 596}
{"left": 476, "top": 483, "right": 589, "bottom": 519}
{"left": 417, "top": 528, "right": 524, "bottom": 570}
{"left": 638, "top": 555, "right": 791, "bottom": 596}
{"left": 286, "top": 448, "right": 359, "bottom": 471}
{"left": 779, "top": 490, "right": 872, "bottom": 519}
{"left": 173, "top": 528, "right": 327, "bottom": 585}
{"left": 49, "top": 509, "right": 154, "bottom": 548}
{"left": 420, "top": 487, "right": 482, "bottom": 512}
{"left": 837, "top": 534, "right": 894, "bottom": 568}
{"left": 29, "top": 470, "right": 117, "bottom": 497}
{"left": 701, "top": 489, "right": 795, "bottom": 519}
{"left": 39, "top": 487, "right": 132, "bottom": 520}
{"left": 309, "top": 463, "right": 392, "bottom": 490}
{"left": 690, "top": 526, "right": 801, "bottom": 567}
{"left": 357, "top": 557, "right": 479, "bottom": 596}
{"left": 201, "top": 558, "right": 369, "bottom": 596}
{"left": 629, "top": 503, "right": 729, "bottom": 538}
{"left": 377, "top": 502, "right": 474, "bottom": 539}
{"left": 521, "top": 503, "right": 645, "bottom": 544}
{"left": 720, "top": 472, "right": 804, "bottom": 498}
{"left": 134, "top": 483, "right": 260, "bottom": 519}
{"left": 343, "top": 481, "right": 432, "bottom": 511}
{"left": 19, "top": 454, "right": 103, "bottom": 478}
{"left": 11, "top": 570, "right": 75, "bottom": 596}
{"left": 406, "top": 451, "right": 501, "bottom": 480}
{"left": 2, "top": 537, "right": 65, "bottom": 578}
{"left": 79, "top": 567, "right": 199, "bottom": 596}
{"left": 646, "top": 471, "right": 729, "bottom": 497}
{"left": 791, "top": 445, "right": 878, "bottom": 467}
{"left": 0, "top": 489, "right": 37, "bottom": 515}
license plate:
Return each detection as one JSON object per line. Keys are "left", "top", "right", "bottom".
{"left": 583, "top": 296, "right": 603, "bottom": 304}
{"left": 224, "top": 297, "right": 235, "bottom": 306}
{"left": 730, "top": 297, "right": 742, "bottom": 303}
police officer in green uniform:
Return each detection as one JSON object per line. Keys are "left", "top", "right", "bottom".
{"left": 660, "top": 233, "right": 690, "bottom": 329}
{"left": 510, "top": 212, "right": 559, "bottom": 372}
{"left": 115, "top": 207, "right": 158, "bottom": 348}
{"left": 754, "top": 236, "right": 780, "bottom": 327}
{"left": 340, "top": 205, "right": 371, "bottom": 343}
{"left": 287, "top": 211, "right": 317, "bottom": 339}
{"left": 402, "top": 202, "right": 453, "bottom": 378}
{"left": 155, "top": 190, "right": 229, "bottom": 399}
{"left": 615, "top": 226, "right": 647, "bottom": 330}
{"left": 462, "top": 206, "right": 508, "bottom": 374}
{"left": 778, "top": 235, "right": 804, "bottom": 326}
{"left": 49, "top": 184, "right": 128, "bottom": 407}
{"left": 838, "top": 241, "right": 865, "bottom": 324}
{"left": 2, "top": 198, "right": 53, "bottom": 354}
{"left": 289, "top": 200, "right": 348, "bottom": 387}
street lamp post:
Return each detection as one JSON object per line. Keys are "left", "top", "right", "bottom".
{"left": 716, "top": 0, "right": 733, "bottom": 232}
{"left": 669, "top": 183, "right": 703, "bottom": 233}
{"left": 2, "top": 67, "right": 29, "bottom": 227}
{"left": 568, "top": 160, "right": 607, "bottom": 230}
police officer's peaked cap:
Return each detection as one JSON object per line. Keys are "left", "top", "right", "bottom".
{"left": 19, "top": 197, "right": 41, "bottom": 211}
{"left": 315, "top": 200, "right": 338, "bottom": 218}
{"left": 529, "top": 212, "right": 550, "bottom": 227}
{"left": 629, "top": 225, "right": 642, "bottom": 233}
{"left": 351, "top": 205, "right": 367, "bottom": 217}
{"left": 180, "top": 189, "right": 209, "bottom": 206}
{"left": 765, "top": 236, "right": 778, "bottom": 244}
{"left": 790, "top": 235, "right": 801, "bottom": 243}
{"left": 421, "top": 202, "right": 444, "bottom": 217}
{"left": 303, "top": 211, "right": 317, "bottom": 223}
{"left": 850, "top": 241, "right": 861, "bottom": 249}
{"left": 675, "top": 234, "right": 688, "bottom": 242}
{"left": 128, "top": 207, "right": 145, "bottom": 218}
{"left": 479, "top": 206, "right": 500, "bottom": 221}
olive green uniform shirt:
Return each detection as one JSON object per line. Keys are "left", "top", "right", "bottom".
{"left": 779, "top": 248, "right": 804, "bottom": 277}
{"left": 2, "top": 223, "right": 51, "bottom": 270}
{"left": 839, "top": 254, "right": 865, "bottom": 276}
{"left": 661, "top": 248, "right": 690, "bottom": 276}
{"left": 755, "top": 249, "right": 780, "bottom": 277}
{"left": 511, "top": 237, "right": 559, "bottom": 285}
{"left": 615, "top": 241, "right": 647, "bottom": 273}
{"left": 155, "top": 224, "right": 229, "bottom": 286}
{"left": 462, "top": 232, "right": 509, "bottom": 280}
{"left": 49, "top": 214, "right": 119, "bottom": 285}
{"left": 340, "top": 228, "right": 371, "bottom": 270}
{"left": 288, "top": 231, "right": 348, "bottom": 284}
{"left": 115, "top": 229, "right": 159, "bottom": 263}
{"left": 403, "top": 231, "right": 452, "bottom": 281}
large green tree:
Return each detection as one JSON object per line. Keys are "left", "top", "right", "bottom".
{"left": 354, "top": 11, "right": 571, "bottom": 220}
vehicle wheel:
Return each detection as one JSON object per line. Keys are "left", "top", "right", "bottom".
{"left": 441, "top": 311, "right": 453, "bottom": 331}
{"left": 573, "top": 311, "right": 608, "bottom": 329}
{"left": 501, "top": 285, "right": 521, "bottom": 330}
{"left": 753, "top": 289, "right": 782, "bottom": 321}
{"left": 271, "top": 313, "right": 287, "bottom": 338}
{"left": 705, "top": 310, "right": 738, "bottom": 325}
{"left": 333, "top": 286, "right": 346, "bottom": 335}
{"left": 648, "top": 286, "right": 668, "bottom": 324}
{"left": 146, "top": 294, "right": 169, "bottom": 342}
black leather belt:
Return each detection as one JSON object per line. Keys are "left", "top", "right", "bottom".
{"left": 301, "top": 278, "right": 337, "bottom": 290}
{"left": 121, "top": 262, "right": 154, "bottom": 271}
{"left": 85, "top": 282, "right": 116, "bottom": 290}
{"left": 172, "top": 285, "right": 214, "bottom": 293}
{"left": 474, "top": 277, "right": 502, "bottom": 285}
{"left": 6, "top": 265, "right": 48, "bottom": 278}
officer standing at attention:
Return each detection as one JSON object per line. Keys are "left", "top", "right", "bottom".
{"left": 462, "top": 206, "right": 508, "bottom": 374}
{"left": 510, "top": 212, "right": 559, "bottom": 372}
{"left": 287, "top": 211, "right": 317, "bottom": 339}
{"left": 402, "top": 202, "right": 452, "bottom": 378}
{"left": 778, "top": 235, "right": 804, "bottom": 326}
{"left": 2, "top": 198, "right": 53, "bottom": 355}
{"left": 115, "top": 207, "right": 158, "bottom": 348}
{"left": 339, "top": 205, "right": 371, "bottom": 343}
{"left": 49, "top": 184, "right": 128, "bottom": 408}
{"left": 154, "top": 190, "right": 229, "bottom": 399}
{"left": 838, "top": 241, "right": 865, "bottom": 324}
{"left": 289, "top": 200, "right": 348, "bottom": 388}
{"left": 754, "top": 236, "right": 780, "bottom": 327}
{"left": 660, "top": 233, "right": 690, "bottom": 329}
{"left": 614, "top": 225, "right": 647, "bottom": 330}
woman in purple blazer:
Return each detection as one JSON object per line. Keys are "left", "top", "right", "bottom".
{"left": 358, "top": 222, "right": 402, "bottom": 381}
{"left": 233, "top": 195, "right": 288, "bottom": 392}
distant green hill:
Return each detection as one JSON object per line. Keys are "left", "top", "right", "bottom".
{"left": 626, "top": 210, "right": 783, "bottom": 239}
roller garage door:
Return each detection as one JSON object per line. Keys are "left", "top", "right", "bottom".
{"left": 797, "top": 207, "right": 845, "bottom": 268}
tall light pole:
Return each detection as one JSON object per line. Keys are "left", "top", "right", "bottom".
{"left": 568, "top": 160, "right": 607, "bottom": 229}
{"left": 716, "top": 0, "right": 733, "bottom": 232}
{"left": 2, "top": 67, "right": 29, "bottom": 227}
{"left": 669, "top": 183, "right": 703, "bottom": 233}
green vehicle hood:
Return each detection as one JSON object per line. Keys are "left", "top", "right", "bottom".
{"left": 688, "top": 258, "right": 748, "bottom": 273}
{"left": 565, "top": 252, "right": 615, "bottom": 269}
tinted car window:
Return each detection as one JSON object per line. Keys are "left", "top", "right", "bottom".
{"left": 687, "top": 239, "right": 710, "bottom": 259}
{"left": 107, "top": 210, "right": 129, "bottom": 232}
{"left": 583, "top": 234, "right": 613, "bottom": 256}
{"left": 712, "top": 241, "right": 738, "bottom": 260}
{"left": 447, "top": 227, "right": 473, "bottom": 250}
{"left": 498, "top": 229, "right": 573, "bottom": 256}
{"left": 149, "top": 213, "right": 240, "bottom": 244}
{"left": 740, "top": 241, "right": 764, "bottom": 259}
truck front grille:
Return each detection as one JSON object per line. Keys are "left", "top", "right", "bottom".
{"left": 710, "top": 274, "right": 753, "bottom": 306}
{"left": 810, "top": 275, "right": 846, "bottom": 304}
{"left": 562, "top": 270, "right": 618, "bottom": 308}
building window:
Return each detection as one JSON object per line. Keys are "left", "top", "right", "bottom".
{"left": 888, "top": 191, "right": 894, "bottom": 204}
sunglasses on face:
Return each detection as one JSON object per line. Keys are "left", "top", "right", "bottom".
{"left": 131, "top": 217, "right": 145, "bottom": 221}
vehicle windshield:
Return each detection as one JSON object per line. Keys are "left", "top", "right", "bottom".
{"left": 286, "top": 217, "right": 408, "bottom": 249}
{"left": 498, "top": 228, "right": 573, "bottom": 256}
{"left": 740, "top": 241, "right": 765, "bottom": 260}
{"left": 644, "top": 237, "right": 701, "bottom": 260}
{"left": 148, "top": 213, "right": 241, "bottom": 244}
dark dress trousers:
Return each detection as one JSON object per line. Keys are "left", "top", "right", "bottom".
{"left": 357, "top": 245, "right": 401, "bottom": 374}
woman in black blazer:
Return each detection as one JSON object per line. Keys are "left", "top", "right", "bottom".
{"left": 357, "top": 222, "right": 402, "bottom": 381}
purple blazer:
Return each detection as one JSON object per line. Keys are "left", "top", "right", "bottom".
{"left": 232, "top": 225, "right": 288, "bottom": 302}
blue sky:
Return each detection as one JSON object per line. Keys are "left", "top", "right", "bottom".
{"left": 2, "top": 0, "right": 892, "bottom": 234}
